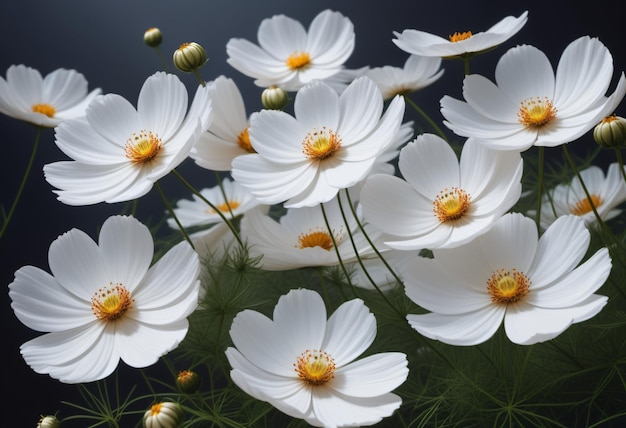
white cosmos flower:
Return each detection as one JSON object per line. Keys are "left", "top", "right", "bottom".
{"left": 167, "top": 178, "right": 265, "bottom": 229}
{"left": 398, "top": 213, "right": 611, "bottom": 346}
{"left": 392, "top": 11, "right": 528, "bottom": 58}
{"left": 8, "top": 215, "right": 201, "bottom": 383}
{"left": 240, "top": 195, "right": 371, "bottom": 270}
{"left": 529, "top": 163, "right": 626, "bottom": 229}
{"left": 366, "top": 55, "right": 444, "bottom": 100}
{"left": 43, "top": 71, "right": 212, "bottom": 205}
{"left": 191, "top": 75, "right": 254, "bottom": 171}
{"left": 225, "top": 288, "right": 409, "bottom": 428}
{"left": 226, "top": 9, "right": 355, "bottom": 91}
{"left": 231, "top": 76, "right": 405, "bottom": 208}
{"left": 0, "top": 64, "right": 101, "bottom": 127}
{"left": 360, "top": 133, "right": 522, "bottom": 250}
{"left": 440, "top": 36, "right": 626, "bottom": 151}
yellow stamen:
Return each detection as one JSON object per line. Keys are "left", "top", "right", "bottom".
{"left": 518, "top": 96, "right": 557, "bottom": 128}
{"left": 91, "top": 282, "right": 134, "bottom": 321}
{"left": 32, "top": 103, "right": 55, "bottom": 117}
{"left": 302, "top": 127, "right": 341, "bottom": 160}
{"left": 433, "top": 187, "right": 471, "bottom": 222}
{"left": 449, "top": 31, "right": 473, "bottom": 42}
{"left": 297, "top": 229, "right": 334, "bottom": 251}
{"left": 487, "top": 269, "right": 531, "bottom": 304}
{"left": 206, "top": 200, "right": 241, "bottom": 214}
{"left": 286, "top": 51, "right": 311, "bottom": 70}
{"left": 571, "top": 194, "right": 603, "bottom": 216}
{"left": 237, "top": 127, "right": 255, "bottom": 153}
{"left": 294, "top": 349, "right": 336, "bottom": 385}
{"left": 150, "top": 403, "right": 163, "bottom": 416}
{"left": 124, "top": 130, "right": 162, "bottom": 164}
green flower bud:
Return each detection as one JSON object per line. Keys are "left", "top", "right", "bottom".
{"left": 593, "top": 115, "right": 626, "bottom": 148}
{"left": 262, "top": 86, "right": 290, "bottom": 110}
{"left": 143, "top": 401, "right": 183, "bottom": 428}
{"left": 37, "top": 415, "right": 61, "bottom": 428}
{"left": 144, "top": 27, "right": 163, "bottom": 48}
{"left": 173, "top": 42, "right": 208, "bottom": 73}
{"left": 176, "top": 369, "right": 202, "bottom": 394}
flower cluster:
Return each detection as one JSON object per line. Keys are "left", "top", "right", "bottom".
{"left": 3, "top": 7, "right": 626, "bottom": 428}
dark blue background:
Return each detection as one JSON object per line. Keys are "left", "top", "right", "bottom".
{"left": 1, "top": 0, "right": 623, "bottom": 424}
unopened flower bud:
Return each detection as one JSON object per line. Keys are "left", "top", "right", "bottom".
{"left": 173, "top": 42, "right": 208, "bottom": 73}
{"left": 143, "top": 401, "right": 183, "bottom": 428}
{"left": 593, "top": 115, "right": 626, "bottom": 148}
{"left": 262, "top": 86, "right": 290, "bottom": 110}
{"left": 37, "top": 415, "right": 61, "bottom": 428}
{"left": 176, "top": 369, "right": 201, "bottom": 393}
{"left": 144, "top": 28, "right": 163, "bottom": 48}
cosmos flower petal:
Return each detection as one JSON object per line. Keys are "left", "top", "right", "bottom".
{"left": 462, "top": 74, "right": 519, "bottom": 122}
{"left": 306, "top": 9, "right": 355, "bottom": 64}
{"left": 20, "top": 322, "right": 117, "bottom": 384}
{"left": 9, "top": 266, "right": 93, "bottom": 331}
{"left": 494, "top": 44, "right": 555, "bottom": 105}
{"left": 504, "top": 296, "right": 608, "bottom": 345}
{"left": 407, "top": 306, "right": 505, "bottom": 346}
{"left": 311, "top": 388, "right": 403, "bottom": 427}
{"left": 322, "top": 298, "right": 376, "bottom": 365}
{"left": 137, "top": 72, "right": 188, "bottom": 139}
{"left": 97, "top": 216, "right": 154, "bottom": 290}
{"left": 273, "top": 289, "right": 328, "bottom": 354}
{"left": 331, "top": 353, "right": 408, "bottom": 397}
{"left": 85, "top": 93, "right": 140, "bottom": 144}
{"left": 53, "top": 118, "right": 126, "bottom": 164}
{"left": 337, "top": 76, "right": 383, "bottom": 141}
{"left": 399, "top": 256, "right": 491, "bottom": 314}
{"left": 229, "top": 309, "right": 301, "bottom": 377}
{"left": 258, "top": 13, "right": 308, "bottom": 57}
{"left": 528, "top": 215, "right": 590, "bottom": 288}
{"left": 115, "top": 318, "right": 190, "bottom": 368}
{"left": 529, "top": 248, "right": 611, "bottom": 308}
{"left": 294, "top": 80, "right": 340, "bottom": 129}
{"left": 47, "top": 227, "right": 109, "bottom": 300}
{"left": 226, "top": 348, "right": 311, "bottom": 413}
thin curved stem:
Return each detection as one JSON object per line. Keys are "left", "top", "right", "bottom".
{"left": 614, "top": 147, "right": 626, "bottom": 186}
{"left": 172, "top": 169, "right": 244, "bottom": 248}
{"left": 0, "top": 126, "right": 42, "bottom": 241}
{"left": 535, "top": 146, "right": 545, "bottom": 232}
{"left": 403, "top": 95, "right": 447, "bottom": 141}
{"left": 155, "top": 180, "right": 195, "bottom": 250}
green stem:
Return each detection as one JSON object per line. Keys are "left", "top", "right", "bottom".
{"left": 214, "top": 170, "right": 235, "bottom": 219}
{"left": 319, "top": 202, "right": 358, "bottom": 296}
{"left": 403, "top": 95, "right": 447, "bottom": 141}
{"left": 562, "top": 145, "right": 625, "bottom": 268}
{"left": 192, "top": 69, "right": 206, "bottom": 87}
{"left": 336, "top": 191, "right": 406, "bottom": 319}
{"left": 614, "top": 147, "right": 626, "bottom": 186}
{"left": 154, "top": 180, "right": 196, "bottom": 250}
{"left": 535, "top": 146, "right": 545, "bottom": 232}
{"left": 154, "top": 46, "right": 172, "bottom": 73}
{"left": 463, "top": 56, "right": 470, "bottom": 75}
{"left": 0, "top": 126, "right": 42, "bottom": 241}
{"left": 172, "top": 169, "right": 244, "bottom": 248}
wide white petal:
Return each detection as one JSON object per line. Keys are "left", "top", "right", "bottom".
{"left": 462, "top": 74, "right": 518, "bottom": 122}
{"left": 338, "top": 77, "right": 383, "bottom": 141}
{"left": 9, "top": 266, "right": 93, "bottom": 331}
{"left": 322, "top": 298, "right": 376, "bottom": 365}
{"left": 54, "top": 118, "right": 126, "bottom": 164}
{"left": 85, "top": 93, "right": 140, "bottom": 144}
{"left": 504, "top": 296, "right": 608, "bottom": 345}
{"left": 137, "top": 72, "right": 187, "bottom": 139}
{"left": 331, "top": 352, "right": 408, "bottom": 397}
{"left": 407, "top": 305, "right": 505, "bottom": 346}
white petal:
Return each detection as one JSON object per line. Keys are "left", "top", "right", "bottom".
{"left": 331, "top": 352, "right": 408, "bottom": 397}
{"left": 504, "top": 296, "right": 608, "bottom": 345}
{"left": 407, "top": 305, "right": 505, "bottom": 346}
{"left": 137, "top": 72, "right": 187, "bottom": 139}
{"left": 322, "top": 298, "right": 376, "bottom": 365}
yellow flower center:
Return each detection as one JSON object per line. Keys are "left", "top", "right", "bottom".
{"left": 206, "top": 200, "right": 241, "bottom": 214}
{"left": 294, "top": 349, "right": 336, "bottom": 385}
{"left": 571, "top": 194, "right": 603, "bottom": 216}
{"left": 237, "top": 127, "right": 255, "bottom": 153}
{"left": 487, "top": 269, "right": 531, "bottom": 304}
{"left": 297, "top": 228, "right": 335, "bottom": 251}
{"left": 518, "top": 97, "right": 557, "bottom": 128}
{"left": 32, "top": 103, "right": 56, "bottom": 117}
{"left": 91, "top": 282, "right": 134, "bottom": 321}
{"left": 449, "top": 31, "right": 473, "bottom": 42}
{"left": 433, "top": 187, "right": 471, "bottom": 222}
{"left": 302, "top": 127, "right": 342, "bottom": 160}
{"left": 124, "top": 130, "right": 162, "bottom": 164}
{"left": 286, "top": 51, "right": 311, "bottom": 70}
